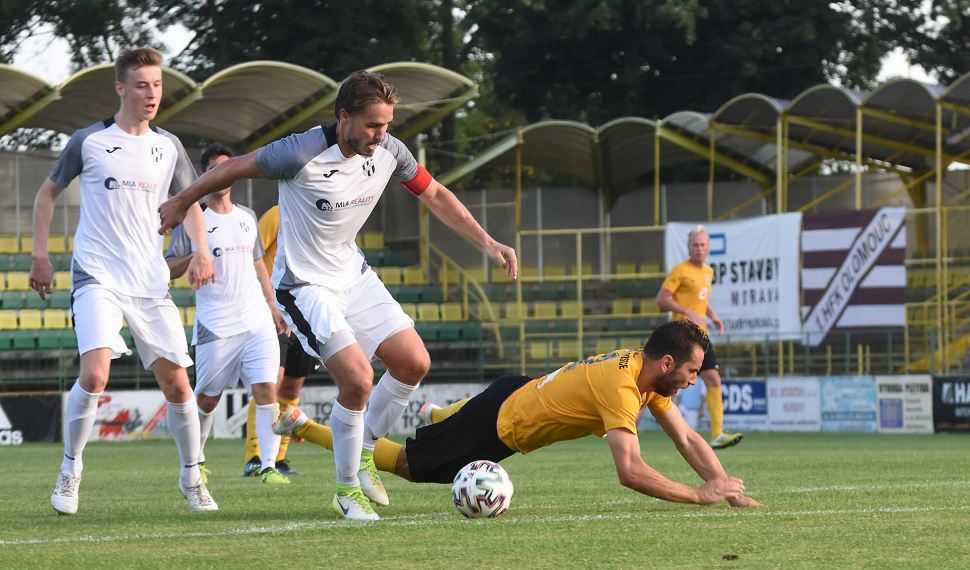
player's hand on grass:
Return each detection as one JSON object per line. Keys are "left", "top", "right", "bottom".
{"left": 271, "top": 305, "right": 290, "bottom": 335}
{"left": 488, "top": 242, "right": 518, "bottom": 280}
{"left": 158, "top": 195, "right": 190, "bottom": 235}
{"left": 29, "top": 256, "right": 55, "bottom": 300}
{"left": 187, "top": 249, "right": 215, "bottom": 290}
{"left": 727, "top": 495, "right": 765, "bottom": 507}
{"left": 695, "top": 476, "right": 745, "bottom": 504}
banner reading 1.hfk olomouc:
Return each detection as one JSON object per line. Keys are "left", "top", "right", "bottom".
{"left": 665, "top": 213, "right": 803, "bottom": 344}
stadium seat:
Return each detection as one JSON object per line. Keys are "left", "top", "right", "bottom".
{"left": 462, "top": 321, "right": 483, "bottom": 340}
{"left": 0, "top": 310, "right": 18, "bottom": 329}
{"left": 362, "top": 231, "right": 384, "bottom": 250}
{"left": 54, "top": 271, "right": 72, "bottom": 289}
{"left": 595, "top": 339, "right": 618, "bottom": 355}
{"left": 640, "top": 300, "right": 661, "bottom": 315}
{"left": 543, "top": 265, "right": 566, "bottom": 278}
{"left": 48, "top": 234, "right": 68, "bottom": 254}
{"left": 121, "top": 328, "right": 134, "bottom": 347}
{"left": 49, "top": 291, "right": 71, "bottom": 310}
{"left": 395, "top": 287, "right": 421, "bottom": 304}
{"left": 18, "top": 235, "right": 33, "bottom": 254}
{"left": 67, "top": 235, "right": 74, "bottom": 252}
{"left": 170, "top": 289, "right": 194, "bottom": 307}
{"left": 491, "top": 266, "right": 512, "bottom": 283}
{"left": 54, "top": 254, "right": 73, "bottom": 271}
{"left": 172, "top": 274, "right": 191, "bottom": 289}
{"left": 163, "top": 233, "right": 172, "bottom": 251}
{"left": 519, "top": 266, "right": 539, "bottom": 282}
{"left": 62, "top": 330, "right": 78, "bottom": 349}
{"left": 43, "top": 310, "right": 69, "bottom": 329}
{"left": 1, "top": 291, "right": 23, "bottom": 310}
{"left": 12, "top": 330, "right": 35, "bottom": 349}
{"left": 533, "top": 301, "right": 557, "bottom": 319}
{"left": 561, "top": 300, "right": 582, "bottom": 319}
{"left": 557, "top": 340, "right": 583, "bottom": 361}
{"left": 438, "top": 266, "right": 461, "bottom": 284}
{"left": 414, "top": 322, "right": 438, "bottom": 341}
{"left": 438, "top": 322, "right": 463, "bottom": 341}
{"left": 417, "top": 303, "right": 440, "bottom": 322}
{"left": 0, "top": 236, "right": 17, "bottom": 254}
{"left": 504, "top": 302, "right": 525, "bottom": 320}
{"left": 402, "top": 266, "right": 426, "bottom": 285}
{"left": 12, "top": 254, "right": 33, "bottom": 271}
{"left": 380, "top": 266, "right": 402, "bottom": 286}
{"left": 37, "top": 329, "right": 61, "bottom": 349}
{"left": 440, "top": 303, "right": 463, "bottom": 321}
{"left": 6, "top": 272, "right": 30, "bottom": 290}
{"left": 400, "top": 303, "right": 417, "bottom": 321}
{"left": 422, "top": 287, "right": 444, "bottom": 303}
{"left": 639, "top": 262, "right": 661, "bottom": 276}
{"left": 25, "top": 292, "right": 48, "bottom": 310}
{"left": 18, "top": 309, "right": 42, "bottom": 329}
{"left": 355, "top": 234, "right": 362, "bottom": 247}
{"left": 183, "top": 306, "right": 196, "bottom": 326}
{"left": 529, "top": 342, "right": 553, "bottom": 361}
{"left": 612, "top": 299, "right": 634, "bottom": 316}
{"left": 615, "top": 262, "right": 638, "bottom": 279}
{"left": 569, "top": 264, "right": 593, "bottom": 277}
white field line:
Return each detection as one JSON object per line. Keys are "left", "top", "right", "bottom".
{"left": 770, "top": 480, "right": 970, "bottom": 494}
{"left": 3, "top": 504, "right": 969, "bottom": 547}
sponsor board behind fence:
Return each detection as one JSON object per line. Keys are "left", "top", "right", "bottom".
{"left": 82, "top": 390, "right": 171, "bottom": 442}
{"left": 1, "top": 394, "right": 62, "bottom": 445}
{"left": 932, "top": 376, "right": 970, "bottom": 433}
{"left": 821, "top": 377, "right": 877, "bottom": 433}
{"left": 721, "top": 380, "right": 768, "bottom": 432}
{"left": 211, "top": 389, "right": 249, "bottom": 440}
{"left": 874, "top": 375, "right": 933, "bottom": 434}
{"left": 766, "top": 378, "right": 821, "bottom": 432}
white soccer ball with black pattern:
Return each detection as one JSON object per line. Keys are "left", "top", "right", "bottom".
{"left": 451, "top": 460, "right": 513, "bottom": 518}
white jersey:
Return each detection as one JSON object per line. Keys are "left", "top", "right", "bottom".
{"left": 255, "top": 125, "right": 422, "bottom": 291}
{"left": 49, "top": 119, "right": 197, "bottom": 298}
{"left": 165, "top": 204, "right": 271, "bottom": 345}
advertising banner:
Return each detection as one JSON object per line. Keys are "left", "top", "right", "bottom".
{"left": 299, "top": 383, "right": 490, "bottom": 436}
{"left": 0, "top": 394, "right": 62, "bottom": 444}
{"left": 211, "top": 389, "right": 249, "bottom": 440}
{"left": 766, "top": 378, "right": 821, "bottom": 432}
{"left": 874, "top": 375, "right": 933, "bottom": 434}
{"left": 85, "top": 390, "right": 171, "bottom": 442}
{"left": 721, "top": 380, "right": 768, "bottom": 432}
{"left": 801, "top": 208, "right": 906, "bottom": 346}
{"left": 821, "top": 377, "right": 876, "bottom": 432}
{"left": 932, "top": 376, "right": 970, "bottom": 433}
{"left": 664, "top": 213, "right": 803, "bottom": 343}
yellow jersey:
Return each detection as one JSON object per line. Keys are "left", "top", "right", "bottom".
{"left": 258, "top": 205, "right": 279, "bottom": 270}
{"left": 661, "top": 260, "right": 714, "bottom": 332}
{"left": 495, "top": 349, "right": 672, "bottom": 454}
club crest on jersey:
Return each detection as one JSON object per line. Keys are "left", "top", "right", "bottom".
{"left": 151, "top": 146, "right": 163, "bottom": 162}
{"left": 362, "top": 158, "right": 375, "bottom": 177}
{"left": 240, "top": 222, "right": 250, "bottom": 232}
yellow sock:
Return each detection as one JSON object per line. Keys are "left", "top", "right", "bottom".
{"left": 707, "top": 387, "right": 724, "bottom": 438}
{"left": 430, "top": 399, "right": 470, "bottom": 423}
{"left": 244, "top": 398, "right": 259, "bottom": 462}
{"left": 295, "top": 421, "right": 332, "bottom": 451}
{"left": 276, "top": 396, "right": 299, "bottom": 462}
{"left": 373, "top": 438, "right": 403, "bottom": 474}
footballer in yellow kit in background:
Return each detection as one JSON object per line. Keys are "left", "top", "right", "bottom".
{"left": 657, "top": 225, "right": 742, "bottom": 449}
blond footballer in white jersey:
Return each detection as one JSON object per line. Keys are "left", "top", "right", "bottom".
{"left": 30, "top": 48, "right": 217, "bottom": 515}
{"left": 159, "top": 71, "right": 518, "bottom": 521}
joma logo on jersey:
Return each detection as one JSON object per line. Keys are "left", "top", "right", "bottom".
{"left": 103, "top": 177, "right": 157, "bottom": 191}
{"left": 362, "top": 158, "right": 375, "bottom": 176}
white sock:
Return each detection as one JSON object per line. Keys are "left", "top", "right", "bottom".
{"left": 330, "top": 400, "right": 364, "bottom": 487}
{"left": 197, "top": 408, "right": 215, "bottom": 464}
{"left": 167, "top": 399, "right": 202, "bottom": 488}
{"left": 255, "top": 403, "right": 281, "bottom": 472}
{"left": 363, "top": 372, "right": 417, "bottom": 451}
{"left": 61, "top": 380, "right": 101, "bottom": 477}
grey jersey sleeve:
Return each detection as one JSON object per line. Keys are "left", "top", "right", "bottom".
{"left": 380, "top": 133, "right": 419, "bottom": 182}
{"left": 159, "top": 128, "right": 197, "bottom": 196}
{"left": 255, "top": 127, "right": 330, "bottom": 180}
{"left": 165, "top": 224, "right": 194, "bottom": 261}
{"left": 237, "top": 205, "right": 265, "bottom": 261}
{"left": 49, "top": 122, "right": 106, "bottom": 187}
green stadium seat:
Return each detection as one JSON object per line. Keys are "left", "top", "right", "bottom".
{"left": 438, "top": 322, "right": 463, "bottom": 341}
{"left": 1, "top": 291, "right": 23, "bottom": 310}
{"left": 37, "top": 329, "right": 61, "bottom": 349}
{"left": 363, "top": 250, "right": 383, "bottom": 266}
{"left": 121, "top": 328, "right": 134, "bottom": 347}
{"left": 55, "top": 255, "right": 74, "bottom": 271}
{"left": 12, "top": 330, "right": 35, "bottom": 350}
{"left": 0, "top": 331, "right": 10, "bottom": 350}
{"left": 49, "top": 291, "right": 71, "bottom": 310}
{"left": 382, "top": 250, "right": 404, "bottom": 266}
{"left": 615, "top": 281, "right": 639, "bottom": 298}
{"left": 414, "top": 322, "right": 438, "bottom": 341}
{"left": 12, "top": 254, "right": 33, "bottom": 272}
{"left": 170, "top": 289, "right": 194, "bottom": 307}
{"left": 25, "top": 293, "right": 49, "bottom": 310}
{"left": 462, "top": 321, "right": 483, "bottom": 340}
{"left": 396, "top": 287, "right": 422, "bottom": 304}
{"left": 552, "top": 320, "right": 578, "bottom": 334}
{"left": 421, "top": 287, "right": 444, "bottom": 303}
{"left": 62, "top": 330, "right": 78, "bottom": 349}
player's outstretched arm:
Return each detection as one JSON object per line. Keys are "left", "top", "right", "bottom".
{"left": 159, "top": 150, "right": 265, "bottom": 234}
{"left": 606, "top": 427, "right": 743, "bottom": 504}
{"left": 418, "top": 180, "right": 518, "bottom": 279}
{"left": 654, "top": 406, "right": 764, "bottom": 507}
{"left": 29, "top": 178, "right": 67, "bottom": 299}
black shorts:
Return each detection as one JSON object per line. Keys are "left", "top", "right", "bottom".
{"left": 278, "top": 332, "right": 316, "bottom": 378}
{"left": 405, "top": 374, "right": 532, "bottom": 484}
{"left": 701, "top": 344, "right": 718, "bottom": 372}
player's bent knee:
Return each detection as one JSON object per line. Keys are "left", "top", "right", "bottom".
{"left": 251, "top": 382, "right": 278, "bottom": 405}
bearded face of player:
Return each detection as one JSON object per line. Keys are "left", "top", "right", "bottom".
{"left": 688, "top": 232, "right": 710, "bottom": 265}
{"left": 653, "top": 345, "right": 704, "bottom": 397}
{"left": 205, "top": 154, "right": 232, "bottom": 198}
{"left": 338, "top": 102, "right": 394, "bottom": 158}
{"left": 116, "top": 65, "right": 163, "bottom": 124}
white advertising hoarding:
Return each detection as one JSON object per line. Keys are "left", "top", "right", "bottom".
{"left": 767, "top": 377, "right": 821, "bottom": 432}
{"left": 874, "top": 375, "right": 934, "bottom": 434}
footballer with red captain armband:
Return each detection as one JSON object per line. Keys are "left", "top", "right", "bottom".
{"left": 159, "top": 70, "right": 517, "bottom": 521}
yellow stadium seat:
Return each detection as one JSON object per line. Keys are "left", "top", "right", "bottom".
{"left": 43, "top": 309, "right": 69, "bottom": 329}
{"left": 19, "top": 235, "right": 33, "bottom": 254}
{"left": 362, "top": 231, "right": 384, "bottom": 250}
{"left": 505, "top": 302, "right": 525, "bottom": 320}
{"left": 417, "top": 302, "right": 440, "bottom": 322}
{"left": 0, "top": 310, "right": 18, "bottom": 329}
{"left": 543, "top": 265, "right": 566, "bottom": 278}
{"left": 6, "top": 272, "right": 30, "bottom": 290}
{"left": 595, "top": 339, "right": 618, "bottom": 355}
{"left": 569, "top": 264, "right": 593, "bottom": 277}
{"left": 19, "top": 309, "right": 43, "bottom": 329}
{"left": 67, "top": 234, "right": 74, "bottom": 251}
{"left": 640, "top": 263, "right": 661, "bottom": 276}
{"left": 183, "top": 306, "right": 196, "bottom": 326}
{"left": 440, "top": 303, "right": 463, "bottom": 321}
{"left": 615, "top": 263, "right": 638, "bottom": 279}
{"left": 438, "top": 266, "right": 461, "bottom": 284}
{"left": 557, "top": 340, "right": 583, "bottom": 361}
{"left": 519, "top": 266, "right": 539, "bottom": 282}
{"left": 561, "top": 300, "right": 582, "bottom": 319}
{"left": 400, "top": 303, "right": 417, "bottom": 321}
{"left": 163, "top": 233, "right": 173, "bottom": 251}
{"left": 355, "top": 234, "right": 362, "bottom": 247}
{"left": 54, "top": 271, "right": 72, "bottom": 289}
{"left": 0, "top": 235, "right": 18, "bottom": 254}
{"left": 47, "top": 234, "right": 68, "bottom": 254}
{"left": 529, "top": 342, "right": 553, "bottom": 360}
{"left": 533, "top": 301, "right": 557, "bottom": 318}
{"left": 491, "top": 266, "right": 512, "bottom": 283}
{"left": 464, "top": 266, "right": 486, "bottom": 283}
{"left": 402, "top": 266, "right": 426, "bottom": 285}
{"left": 612, "top": 299, "right": 634, "bottom": 316}
{"left": 380, "top": 266, "right": 402, "bottom": 285}
{"left": 640, "top": 300, "right": 661, "bottom": 314}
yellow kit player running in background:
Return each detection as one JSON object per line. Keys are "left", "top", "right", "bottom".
{"left": 656, "top": 225, "right": 742, "bottom": 449}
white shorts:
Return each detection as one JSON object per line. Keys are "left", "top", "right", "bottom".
{"left": 71, "top": 284, "right": 193, "bottom": 370}
{"left": 275, "top": 269, "right": 413, "bottom": 364}
{"left": 194, "top": 325, "right": 280, "bottom": 397}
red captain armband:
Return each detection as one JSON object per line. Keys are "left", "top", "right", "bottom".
{"left": 401, "top": 164, "right": 433, "bottom": 196}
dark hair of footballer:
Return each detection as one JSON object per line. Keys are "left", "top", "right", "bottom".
{"left": 201, "top": 143, "right": 234, "bottom": 172}
{"left": 643, "top": 320, "right": 710, "bottom": 367}
{"left": 115, "top": 48, "right": 164, "bottom": 84}
{"left": 334, "top": 71, "right": 401, "bottom": 119}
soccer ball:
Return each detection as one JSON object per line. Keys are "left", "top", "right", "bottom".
{"left": 451, "top": 460, "right": 513, "bottom": 518}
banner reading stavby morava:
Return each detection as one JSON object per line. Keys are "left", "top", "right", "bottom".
{"left": 821, "top": 376, "right": 876, "bottom": 433}
{"left": 932, "top": 376, "right": 970, "bottom": 433}
{"left": 766, "top": 377, "right": 821, "bottom": 432}
{"left": 721, "top": 380, "right": 768, "bottom": 432}
{"left": 665, "top": 213, "right": 802, "bottom": 344}
{"left": 874, "top": 375, "right": 933, "bottom": 434}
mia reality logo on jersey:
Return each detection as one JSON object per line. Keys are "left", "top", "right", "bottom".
{"left": 315, "top": 195, "right": 375, "bottom": 212}
{"left": 104, "top": 177, "right": 158, "bottom": 192}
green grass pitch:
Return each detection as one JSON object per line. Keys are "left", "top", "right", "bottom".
{"left": 1, "top": 432, "right": 968, "bottom": 569}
